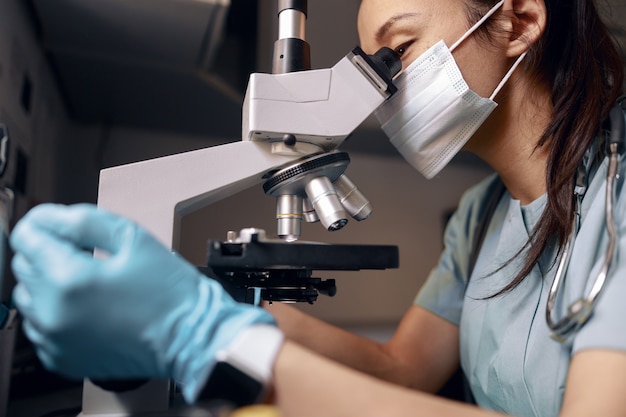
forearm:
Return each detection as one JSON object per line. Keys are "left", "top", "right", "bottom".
{"left": 265, "top": 302, "right": 401, "bottom": 382}
{"left": 265, "top": 302, "right": 460, "bottom": 392}
{"left": 272, "top": 341, "right": 503, "bottom": 417}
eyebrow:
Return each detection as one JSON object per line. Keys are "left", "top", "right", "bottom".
{"left": 375, "top": 12, "right": 422, "bottom": 43}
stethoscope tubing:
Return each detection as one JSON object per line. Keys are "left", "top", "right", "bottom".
{"left": 546, "top": 104, "right": 625, "bottom": 343}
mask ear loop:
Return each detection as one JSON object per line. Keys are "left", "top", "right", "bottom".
{"left": 450, "top": 0, "right": 505, "bottom": 52}
{"left": 489, "top": 52, "right": 527, "bottom": 100}
{"left": 448, "top": 0, "right": 526, "bottom": 100}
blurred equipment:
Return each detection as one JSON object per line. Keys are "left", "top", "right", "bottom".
{"left": 0, "top": 125, "right": 16, "bottom": 417}
{"left": 29, "top": 0, "right": 237, "bottom": 136}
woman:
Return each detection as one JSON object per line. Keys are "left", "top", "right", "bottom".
{"left": 9, "top": 0, "right": 626, "bottom": 416}
{"left": 268, "top": 0, "right": 626, "bottom": 415}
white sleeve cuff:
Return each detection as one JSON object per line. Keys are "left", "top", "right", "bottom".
{"left": 216, "top": 324, "right": 285, "bottom": 383}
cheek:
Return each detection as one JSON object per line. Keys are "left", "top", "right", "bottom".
{"left": 453, "top": 41, "right": 504, "bottom": 97}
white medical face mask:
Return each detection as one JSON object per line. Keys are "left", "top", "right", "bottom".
{"left": 374, "top": 0, "right": 526, "bottom": 179}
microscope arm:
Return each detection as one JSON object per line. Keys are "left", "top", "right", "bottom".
{"left": 97, "top": 140, "right": 306, "bottom": 251}
{"left": 87, "top": 141, "right": 311, "bottom": 416}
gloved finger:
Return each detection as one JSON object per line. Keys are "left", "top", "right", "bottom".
{"left": 10, "top": 218, "right": 95, "bottom": 280}
{"left": 11, "top": 206, "right": 86, "bottom": 262}
{"left": 21, "top": 320, "right": 73, "bottom": 379}
{"left": 22, "top": 317, "right": 75, "bottom": 371}
{"left": 24, "top": 318, "right": 114, "bottom": 382}
{"left": 12, "top": 283, "right": 33, "bottom": 315}
{"left": 10, "top": 252, "right": 56, "bottom": 290}
{"left": 11, "top": 253, "right": 37, "bottom": 285}
{"left": 21, "top": 319, "right": 46, "bottom": 349}
{"left": 11, "top": 204, "right": 136, "bottom": 257}
{"left": 14, "top": 281, "right": 66, "bottom": 337}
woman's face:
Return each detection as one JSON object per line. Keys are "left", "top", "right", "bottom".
{"left": 357, "top": 0, "right": 508, "bottom": 98}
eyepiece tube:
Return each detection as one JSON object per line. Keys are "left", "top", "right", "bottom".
{"left": 278, "top": 9, "right": 305, "bottom": 40}
{"left": 278, "top": 0, "right": 307, "bottom": 15}
{"left": 276, "top": 194, "right": 303, "bottom": 241}
{"left": 305, "top": 177, "right": 348, "bottom": 232}
{"left": 274, "top": 0, "right": 310, "bottom": 73}
{"left": 334, "top": 175, "right": 372, "bottom": 221}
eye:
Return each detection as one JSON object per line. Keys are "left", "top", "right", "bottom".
{"left": 394, "top": 41, "right": 413, "bottom": 57}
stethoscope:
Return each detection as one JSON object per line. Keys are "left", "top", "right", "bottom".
{"left": 546, "top": 103, "right": 626, "bottom": 343}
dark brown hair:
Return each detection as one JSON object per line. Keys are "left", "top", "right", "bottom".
{"left": 468, "top": 0, "right": 625, "bottom": 294}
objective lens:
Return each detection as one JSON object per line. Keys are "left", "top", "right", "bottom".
{"left": 276, "top": 194, "right": 302, "bottom": 241}
{"left": 302, "top": 197, "right": 319, "bottom": 223}
{"left": 305, "top": 177, "right": 348, "bottom": 232}
{"left": 334, "top": 175, "right": 372, "bottom": 221}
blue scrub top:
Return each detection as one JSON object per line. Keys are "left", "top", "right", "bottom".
{"left": 416, "top": 143, "right": 626, "bottom": 416}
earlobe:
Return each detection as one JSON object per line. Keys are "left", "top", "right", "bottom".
{"left": 503, "top": 0, "right": 547, "bottom": 57}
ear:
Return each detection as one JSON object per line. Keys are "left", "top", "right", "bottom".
{"left": 501, "top": 0, "right": 547, "bottom": 57}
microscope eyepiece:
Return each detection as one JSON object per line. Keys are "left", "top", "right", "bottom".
{"left": 278, "top": 0, "right": 307, "bottom": 15}
{"left": 370, "top": 47, "right": 402, "bottom": 80}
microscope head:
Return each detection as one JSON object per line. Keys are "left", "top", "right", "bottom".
{"left": 242, "top": 2, "right": 401, "bottom": 241}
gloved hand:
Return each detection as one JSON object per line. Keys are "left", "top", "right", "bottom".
{"left": 10, "top": 203, "right": 279, "bottom": 402}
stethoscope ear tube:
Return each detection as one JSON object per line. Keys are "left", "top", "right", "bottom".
{"left": 546, "top": 103, "right": 625, "bottom": 343}
{"left": 609, "top": 104, "right": 625, "bottom": 150}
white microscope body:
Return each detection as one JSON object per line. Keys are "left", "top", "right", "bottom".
{"left": 87, "top": 1, "right": 400, "bottom": 415}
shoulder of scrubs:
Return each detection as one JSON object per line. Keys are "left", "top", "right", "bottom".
{"left": 573, "top": 113, "right": 626, "bottom": 353}
{"left": 414, "top": 172, "right": 503, "bottom": 326}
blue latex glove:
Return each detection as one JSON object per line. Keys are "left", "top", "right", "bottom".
{"left": 10, "top": 203, "right": 277, "bottom": 402}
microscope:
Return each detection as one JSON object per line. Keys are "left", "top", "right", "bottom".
{"left": 87, "top": 0, "right": 402, "bottom": 415}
